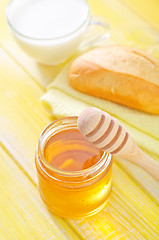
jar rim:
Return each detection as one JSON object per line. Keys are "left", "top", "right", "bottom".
{"left": 36, "top": 117, "right": 112, "bottom": 179}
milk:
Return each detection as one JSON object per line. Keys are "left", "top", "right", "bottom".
{"left": 7, "top": 0, "right": 90, "bottom": 65}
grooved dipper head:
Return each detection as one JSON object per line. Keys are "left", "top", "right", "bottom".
{"left": 77, "top": 107, "right": 129, "bottom": 155}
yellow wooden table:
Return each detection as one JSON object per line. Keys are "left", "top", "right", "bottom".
{"left": 0, "top": 0, "right": 159, "bottom": 239}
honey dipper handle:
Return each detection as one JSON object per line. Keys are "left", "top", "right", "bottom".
{"left": 133, "top": 147, "right": 159, "bottom": 181}
{"left": 117, "top": 139, "right": 159, "bottom": 181}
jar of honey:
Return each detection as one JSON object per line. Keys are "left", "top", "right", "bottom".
{"left": 35, "top": 117, "right": 112, "bottom": 219}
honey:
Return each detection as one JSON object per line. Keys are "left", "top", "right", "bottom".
{"left": 44, "top": 128, "right": 103, "bottom": 171}
{"left": 35, "top": 117, "right": 112, "bottom": 219}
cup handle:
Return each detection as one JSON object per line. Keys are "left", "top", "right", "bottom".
{"left": 79, "top": 15, "right": 110, "bottom": 51}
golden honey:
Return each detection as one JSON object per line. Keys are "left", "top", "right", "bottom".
{"left": 35, "top": 117, "right": 112, "bottom": 219}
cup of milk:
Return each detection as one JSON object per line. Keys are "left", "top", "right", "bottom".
{"left": 6, "top": 0, "right": 110, "bottom": 65}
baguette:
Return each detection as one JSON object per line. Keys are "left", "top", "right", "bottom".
{"left": 68, "top": 45, "right": 159, "bottom": 114}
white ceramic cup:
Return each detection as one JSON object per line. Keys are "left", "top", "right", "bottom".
{"left": 6, "top": 0, "right": 110, "bottom": 65}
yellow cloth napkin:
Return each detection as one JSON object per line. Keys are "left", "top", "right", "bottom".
{"left": 41, "top": 63, "right": 159, "bottom": 159}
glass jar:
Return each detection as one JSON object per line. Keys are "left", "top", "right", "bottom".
{"left": 35, "top": 117, "right": 112, "bottom": 219}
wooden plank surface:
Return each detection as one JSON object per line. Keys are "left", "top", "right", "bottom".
{"left": 1, "top": 0, "right": 159, "bottom": 239}
{"left": 0, "top": 146, "right": 79, "bottom": 240}
{"left": 121, "top": 0, "right": 159, "bottom": 32}
{"left": 0, "top": 47, "right": 50, "bottom": 181}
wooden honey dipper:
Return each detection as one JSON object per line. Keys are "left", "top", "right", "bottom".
{"left": 77, "top": 107, "right": 159, "bottom": 181}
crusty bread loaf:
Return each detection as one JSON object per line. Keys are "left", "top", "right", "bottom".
{"left": 68, "top": 45, "right": 159, "bottom": 114}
